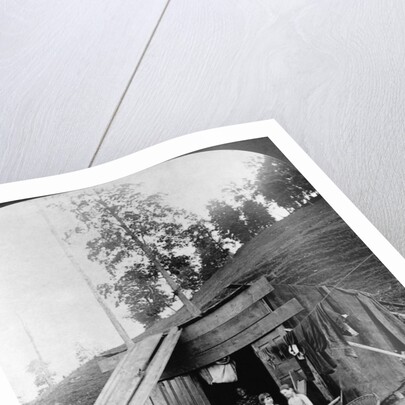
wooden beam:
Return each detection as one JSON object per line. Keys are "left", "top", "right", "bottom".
{"left": 305, "top": 355, "right": 334, "bottom": 401}
{"left": 181, "top": 300, "right": 271, "bottom": 355}
{"left": 130, "top": 328, "right": 181, "bottom": 405}
{"left": 95, "top": 333, "right": 163, "bottom": 405}
{"left": 391, "top": 312, "right": 405, "bottom": 319}
{"left": 98, "top": 277, "right": 274, "bottom": 375}
{"left": 180, "top": 276, "right": 274, "bottom": 343}
{"left": 328, "top": 397, "right": 341, "bottom": 405}
{"left": 348, "top": 342, "right": 405, "bottom": 359}
{"left": 162, "top": 298, "right": 303, "bottom": 379}
{"left": 97, "top": 352, "right": 126, "bottom": 374}
{"left": 379, "top": 300, "right": 405, "bottom": 309}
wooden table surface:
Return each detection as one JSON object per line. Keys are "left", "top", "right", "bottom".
{"left": 1, "top": 1, "right": 405, "bottom": 257}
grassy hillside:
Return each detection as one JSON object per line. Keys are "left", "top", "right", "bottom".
{"left": 27, "top": 359, "right": 112, "bottom": 405}
{"left": 206, "top": 198, "right": 404, "bottom": 302}
{"left": 30, "top": 199, "right": 404, "bottom": 405}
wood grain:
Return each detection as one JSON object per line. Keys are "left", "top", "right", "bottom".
{"left": 181, "top": 277, "right": 273, "bottom": 343}
{"left": 180, "top": 300, "right": 271, "bottom": 355}
{"left": 95, "top": 333, "right": 162, "bottom": 405}
{"left": 154, "top": 376, "right": 213, "bottom": 405}
{"left": 0, "top": 0, "right": 167, "bottom": 182}
{"left": 92, "top": 0, "right": 405, "bottom": 257}
{"left": 162, "top": 298, "right": 304, "bottom": 379}
{"left": 129, "top": 327, "right": 181, "bottom": 405}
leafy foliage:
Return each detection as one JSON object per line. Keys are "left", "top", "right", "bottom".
{"left": 74, "top": 343, "right": 101, "bottom": 365}
{"left": 241, "top": 199, "right": 275, "bottom": 235}
{"left": 207, "top": 200, "right": 252, "bottom": 244}
{"left": 205, "top": 157, "right": 317, "bottom": 246}
{"left": 26, "top": 359, "right": 56, "bottom": 393}
{"left": 58, "top": 184, "right": 204, "bottom": 327}
{"left": 185, "top": 220, "right": 231, "bottom": 281}
{"left": 255, "top": 158, "right": 317, "bottom": 211}
{"left": 207, "top": 198, "right": 276, "bottom": 245}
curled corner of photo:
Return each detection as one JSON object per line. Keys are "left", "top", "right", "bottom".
{"left": 0, "top": 119, "right": 281, "bottom": 204}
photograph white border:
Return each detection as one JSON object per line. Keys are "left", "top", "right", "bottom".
{"left": 0, "top": 121, "right": 274, "bottom": 204}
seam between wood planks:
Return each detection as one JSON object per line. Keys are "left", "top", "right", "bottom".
{"left": 88, "top": 0, "right": 172, "bottom": 167}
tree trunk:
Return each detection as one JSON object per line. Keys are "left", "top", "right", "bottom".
{"left": 37, "top": 203, "right": 135, "bottom": 349}
{"left": 96, "top": 197, "right": 202, "bottom": 318}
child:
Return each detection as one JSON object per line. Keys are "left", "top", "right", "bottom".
{"left": 279, "top": 384, "right": 313, "bottom": 405}
{"left": 258, "top": 392, "right": 278, "bottom": 405}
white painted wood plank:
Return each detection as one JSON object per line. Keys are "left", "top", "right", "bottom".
{"left": 0, "top": 0, "right": 167, "bottom": 183}
{"left": 93, "top": 0, "right": 405, "bottom": 256}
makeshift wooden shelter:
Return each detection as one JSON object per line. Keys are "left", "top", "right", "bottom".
{"left": 95, "top": 277, "right": 405, "bottom": 405}
{"left": 31, "top": 200, "right": 405, "bottom": 405}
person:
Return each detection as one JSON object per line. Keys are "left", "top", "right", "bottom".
{"left": 259, "top": 392, "right": 278, "bottom": 405}
{"left": 280, "top": 384, "right": 313, "bottom": 405}
{"left": 235, "top": 387, "right": 260, "bottom": 405}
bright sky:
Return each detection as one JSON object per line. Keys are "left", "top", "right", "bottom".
{"left": 0, "top": 150, "right": 264, "bottom": 402}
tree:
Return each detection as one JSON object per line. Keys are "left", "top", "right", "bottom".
{"left": 185, "top": 220, "right": 231, "bottom": 281}
{"left": 205, "top": 156, "right": 317, "bottom": 248}
{"left": 55, "top": 184, "right": 202, "bottom": 327}
{"left": 74, "top": 342, "right": 102, "bottom": 365}
{"left": 207, "top": 200, "right": 252, "bottom": 244}
{"left": 206, "top": 184, "right": 276, "bottom": 246}
{"left": 240, "top": 199, "right": 275, "bottom": 235}
{"left": 26, "top": 359, "right": 56, "bottom": 394}
{"left": 255, "top": 158, "right": 317, "bottom": 212}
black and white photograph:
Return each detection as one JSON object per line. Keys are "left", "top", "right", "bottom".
{"left": 1, "top": 135, "right": 405, "bottom": 405}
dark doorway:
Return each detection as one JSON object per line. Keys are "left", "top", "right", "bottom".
{"left": 197, "top": 346, "right": 288, "bottom": 405}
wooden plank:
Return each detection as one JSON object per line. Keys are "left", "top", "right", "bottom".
{"left": 130, "top": 327, "right": 182, "bottom": 405}
{"left": 95, "top": 333, "right": 163, "bottom": 405}
{"left": 0, "top": 0, "right": 168, "bottom": 183}
{"left": 149, "top": 385, "right": 169, "bottom": 405}
{"left": 178, "top": 376, "right": 198, "bottom": 405}
{"left": 168, "top": 378, "right": 191, "bottom": 404}
{"left": 348, "top": 341, "right": 405, "bottom": 359}
{"left": 251, "top": 325, "right": 285, "bottom": 386}
{"left": 81, "top": 278, "right": 272, "bottom": 375}
{"left": 180, "top": 277, "right": 273, "bottom": 342}
{"left": 162, "top": 298, "right": 303, "bottom": 379}
{"left": 305, "top": 358, "right": 334, "bottom": 402}
{"left": 181, "top": 299, "right": 271, "bottom": 355}
{"left": 97, "top": 352, "right": 126, "bottom": 373}
{"left": 188, "top": 375, "right": 212, "bottom": 405}
{"left": 159, "top": 375, "right": 211, "bottom": 405}
{"left": 161, "top": 381, "right": 178, "bottom": 405}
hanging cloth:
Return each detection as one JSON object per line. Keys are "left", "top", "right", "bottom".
{"left": 356, "top": 293, "right": 405, "bottom": 349}
{"left": 321, "top": 293, "right": 360, "bottom": 337}
{"left": 314, "top": 303, "right": 358, "bottom": 358}
{"left": 198, "top": 357, "right": 238, "bottom": 385}
{"left": 293, "top": 321, "right": 337, "bottom": 375}
{"left": 284, "top": 333, "right": 315, "bottom": 381}
{"left": 286, "top": 301, "right": 359, "bottom": 376}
